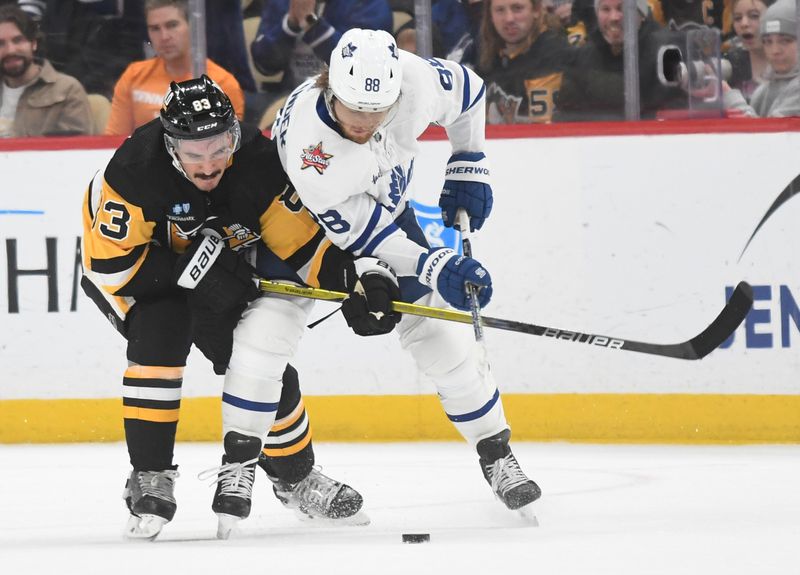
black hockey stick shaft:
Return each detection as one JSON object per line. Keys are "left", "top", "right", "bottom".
{"left": 259, "top": 280, "right": 753, "bottom": 360}
{"left": 457, "top": 209, "right": 484, "bottom": 342}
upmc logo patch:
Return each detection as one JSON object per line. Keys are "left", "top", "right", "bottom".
{"left": 410, "top": 200, "right": 461, "bottom": 255}
{"left": 300, "top": 142, "right": 333, "bottom": 174}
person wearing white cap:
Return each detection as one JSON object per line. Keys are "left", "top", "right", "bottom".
{"left": 723, "top": 0, "right": 800, "bottom": 116}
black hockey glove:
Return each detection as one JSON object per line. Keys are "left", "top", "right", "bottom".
{"left": 175, "top": 234, "right": 259, "bottom": 312}
{"left": 341, "top": 258, "right": 402, "bottom": 336}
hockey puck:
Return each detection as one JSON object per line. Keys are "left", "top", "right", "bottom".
{"left": 402, "top": 533, "right": 430, "bottom": 543}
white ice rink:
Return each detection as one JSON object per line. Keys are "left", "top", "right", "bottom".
{"left": 1, "top": 442, "right": 798, "bottom": 575}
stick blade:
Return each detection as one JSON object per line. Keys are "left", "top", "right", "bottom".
{"left": 686, "top": 281, "right": 754, "bottom": 359}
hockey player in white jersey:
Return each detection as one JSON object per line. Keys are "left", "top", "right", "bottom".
{"left": 251, "top": 28, "right": 540, "bottom": 514}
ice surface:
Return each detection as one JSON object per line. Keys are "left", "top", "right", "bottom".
{"left": 0, "top": 442, "right": 798, "bottom": 575}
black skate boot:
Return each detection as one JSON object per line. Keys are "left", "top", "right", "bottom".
{"left": 262, "top": 458, "right": 368, "bottom": 526}
{"left": 123, "top": 468, "right": 179, "bottom": 540}
{"left": 199, "top": 431, "right": 261, "bottom": 539}
{"left": 477, "top": 429, "right": 541, "bottom": 517}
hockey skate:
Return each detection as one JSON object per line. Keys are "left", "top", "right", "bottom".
{"left": 266, "top": 463, "right": 369, "bottom": 526}
{"left": 198, "top": 432, "right": 262, "bottom": 540}
{"left": 123, "top": 468, "right": 179, "bottom": 540}
{"left": 477, "top": 429, "right": 541, "bottom": 522}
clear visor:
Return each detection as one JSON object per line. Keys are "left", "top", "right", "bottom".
{"left": 164, "top": 121, "right": 241, "bottom": 166}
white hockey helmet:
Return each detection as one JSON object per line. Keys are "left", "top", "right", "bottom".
{"left": 328, "top": 28, "right": 402, "bottom": 112}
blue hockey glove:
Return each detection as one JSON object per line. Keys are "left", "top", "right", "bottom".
{"left": 416, "top": 248, "right": 492, "bottom": 311}
{"left": 440, "top": 152, "right": 493, "bottom": 231}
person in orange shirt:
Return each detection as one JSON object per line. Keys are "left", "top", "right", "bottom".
{"left": 105, "top": 0, "right": 244, "bottom": 136}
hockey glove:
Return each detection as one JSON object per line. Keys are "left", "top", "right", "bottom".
{"left": 440, "top": 152, "right": 493, "bottom": 231}
{"left": 175, "top": 234, "right": 259, "bottom": 312}
{"left": 341, "top": 258, "right": 402, "bottom": 336}
{"left": 199, "top": 215, "right": 260, "bottom": 251}
{"left": 417, "top": 248, "right": 492, "bottom": 311}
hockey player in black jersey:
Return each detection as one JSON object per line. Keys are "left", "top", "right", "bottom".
{"left": 82, "top": 75, "right": 398, "bottom": 539}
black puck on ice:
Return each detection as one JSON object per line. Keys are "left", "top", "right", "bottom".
{"left": 402, "top": 533, "right": 430, "bottom": 543}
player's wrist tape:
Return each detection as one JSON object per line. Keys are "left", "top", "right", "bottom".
{"left": 416, "top": 248, "right": 456, "bottom": 289}
{"left": 176, "top": 235, "right": 223, "bottom": 289}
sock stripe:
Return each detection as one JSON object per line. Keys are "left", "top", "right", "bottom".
{"left": 446, "top": 388, "right": 501, "bottom": 423}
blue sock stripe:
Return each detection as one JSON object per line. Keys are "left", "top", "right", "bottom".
{"left": 446, "top": 388, "right": 500, "bottom": 423}
{"left": 222, "top": 392, "right": 279, "bottom": 413}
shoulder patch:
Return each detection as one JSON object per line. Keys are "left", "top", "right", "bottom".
{"left": 300, "top": 142, "right": 333, "bottom": 175}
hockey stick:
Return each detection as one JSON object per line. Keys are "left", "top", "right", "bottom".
{"left": 457, "top": 209, "right": 484, "bottom": 342}
{"left": 258, "top": 280, "right": 753, "bottom": 360}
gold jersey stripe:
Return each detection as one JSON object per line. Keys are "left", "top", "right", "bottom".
{"left": 305, "top": 239, "right": 334, "bottom": 288}
{"left": 259, "top": 198, "right": 320, "bottom": 260}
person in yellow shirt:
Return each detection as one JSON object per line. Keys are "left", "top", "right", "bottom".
{"left": 105, "top": 0, "right": 244, "bottom": 135}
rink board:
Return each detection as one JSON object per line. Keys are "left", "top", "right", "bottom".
{"left": 1, "top": 121, "right": 799, "bottom": 443}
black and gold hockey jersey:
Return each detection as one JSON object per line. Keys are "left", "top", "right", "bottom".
{"left": 82, "top": 119, "right": 343, "bottom": 324}
{"left": 483, "top": 30, "right": 572, "bottom": 124}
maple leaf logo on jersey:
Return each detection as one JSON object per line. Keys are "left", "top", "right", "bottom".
{"left": 388, "top": 43, "right": 399, "bottom": 60}
{"left": 341, "top": 42, "right": 357, "bottom": 58}
{"left": 300, "top": 142, "right": 333, "bottom": 175}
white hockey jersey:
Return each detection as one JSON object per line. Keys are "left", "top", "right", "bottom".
{"left": 272, "top": 50, "right": 487, "bottom": 277}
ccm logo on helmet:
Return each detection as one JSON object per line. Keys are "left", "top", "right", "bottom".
{"left": 196, "top": 122, "right": 219, "bottom": 132}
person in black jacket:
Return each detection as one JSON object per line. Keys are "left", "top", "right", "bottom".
{"left": 553, "top": 0, "right": 686, "bottom": 121}
{"left": 479, "top": 0, "right": 572, "bottom": 123}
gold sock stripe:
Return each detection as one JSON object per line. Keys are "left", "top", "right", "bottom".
{"left": 261, "top": 427, "right": 313, "bottom": 457}
{"left": 124, "top": 365, "right": 184, "bottom": 380}
{"left": 122, "top": 406, "right": 180, "bottom": 423}
{"left": 270, "top": 398, "right": 305, "bottom": 432}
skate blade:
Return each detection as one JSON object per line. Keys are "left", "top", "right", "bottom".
{"left": 293, "top": 509, "right": 371, "bottom": 526}
{"left": 515, "top": 503, "right": 539, "bottom": 526}
{"left": 215, "top": 513, "right": 242, "bottom": 540}
{"left": 124, "top": 514, "right": 168, "bottom": 540}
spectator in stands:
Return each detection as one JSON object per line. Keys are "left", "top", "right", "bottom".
{"left": 250, "top": 0, "right": 392, "bottom": 95}
{"left": 479, "top": 0, "right": 572, "bottom": 123}
{"left": 723, "top": 0, "right": 772, "bottom": 101}
{"left": 392, "top": 0, "right": 474, "bottom": 62}
{"left": 723, "top": 0, "right": 799, "bottom": 116}
{"left": 0, "top": 4, "right": 90, "bottom": 137}
{"left": 553, "top": 0, "right": 685, "bottom": 121}
{"left": 18, "top": 0, "right": 146, "bottom": 99}
{"left": 105, "top": 0, "right": 244, "bottom": 136}
{"left": 206, "top": 1, "right": 256, "bottom": 93}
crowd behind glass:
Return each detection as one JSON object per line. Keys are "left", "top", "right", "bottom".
{"left": 0, "top": 0, "right": 797, "bottom": 139}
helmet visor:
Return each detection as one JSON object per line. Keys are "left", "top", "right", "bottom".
{"left": 164, "top": 121, "right": 241, "bottom": 165}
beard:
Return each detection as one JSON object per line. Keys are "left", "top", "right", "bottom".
{"left": 1, "top": 54, "right": 33, "bottom": 79}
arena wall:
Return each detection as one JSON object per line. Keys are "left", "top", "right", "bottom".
{"left": 2, "top": 120, "right": 798, "bottom": 443}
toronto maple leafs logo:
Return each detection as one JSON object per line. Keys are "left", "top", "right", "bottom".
{"left": 388, "top": 43, "right": 399, "bottom": 60}
{"left": 341, "top": 42, "right": 357, "bottom": 58}
{"left": 300, "top": 142, "right": 333, "bottom": 175}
